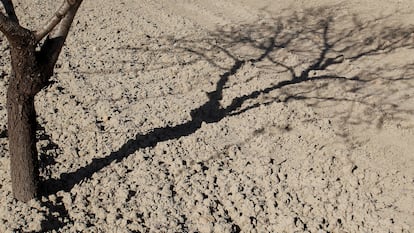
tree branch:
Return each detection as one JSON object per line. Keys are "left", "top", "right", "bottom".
{"left": 1, "top": 0, "right": 19, "bottom": 23}
{"left": 34, "top": 0, "right": 80, "bottom": 42}
{"left": 39, "top": 0, "right": 82, "bottom": 69}
{"left": 0, "top": 11, "right": 10, "bottom": 32}
{"left": 0, "top": 11, "right": 29, "bottom": 42}
{"left": 49, "top": 0, "right": 82, "bottom": 40}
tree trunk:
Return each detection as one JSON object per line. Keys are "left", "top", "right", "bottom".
{"left": 7, "top": 90, "right": 39, "bottom": 201}
{"left": 1, "top": 0, "right": 83, "bottom": 202}
{"left": 6, "top": 36, "right": 48, "bottom": 202}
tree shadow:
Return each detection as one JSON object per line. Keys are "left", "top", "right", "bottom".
{"left": 33, "top": 124, "right": 73, "bottom": 232}
{"left": 32, "top": 197, "right": 72, "bottom": 233}
{"left": 40, "top": 5, "right": 414, "bottom": 200}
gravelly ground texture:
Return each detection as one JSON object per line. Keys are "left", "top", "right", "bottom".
{"left": 0, "top": 0, "right": 413, "bottom": 232}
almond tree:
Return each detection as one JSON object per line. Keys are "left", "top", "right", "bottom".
{"left": 0, "top": 0, "right": 83, "bottom": 202}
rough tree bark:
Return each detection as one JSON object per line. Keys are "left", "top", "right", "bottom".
{"left": 0, "top": 0, "right": 83, "bottom": 202}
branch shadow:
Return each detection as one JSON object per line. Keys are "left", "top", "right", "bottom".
{"left": 40, "top": 5, "right": 414, "bottom": 200}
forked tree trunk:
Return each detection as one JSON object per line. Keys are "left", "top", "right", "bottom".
{"left": 0, "top": 0, "right": 83, "bottom": 202}
{"left": 6, "top": 36, "right": 49, "bottom": 201}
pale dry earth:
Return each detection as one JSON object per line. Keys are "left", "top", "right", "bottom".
{"left": 0, "top": 0, "right": 413, "bottom": 232}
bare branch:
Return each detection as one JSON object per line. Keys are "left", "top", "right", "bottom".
{"left": 0, "top": 11, "right": 8, "bottom": 26}
{"left": 49, "top": 0, "right": 82, "bottom": 40}
{"left": 0, "top": 12, "right": 12, "bottom": 34}
{"left": 34, "top": 0, "right": 80, "bottom": 42}
{"left": 0, "top": 11, "right": 29, "bottom": 42}
{"left": 39, "top": 0, "right": 82, "bottom": 69}
{"left": 1, "top": 0, "right": 19, "bottom": 23}
{"left": 0, "top": 2, "right": 38, "bottom": 49}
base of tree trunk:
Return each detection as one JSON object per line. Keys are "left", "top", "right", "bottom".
{"left": 7, "top": 93, "right": 39, "bottom": 202}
